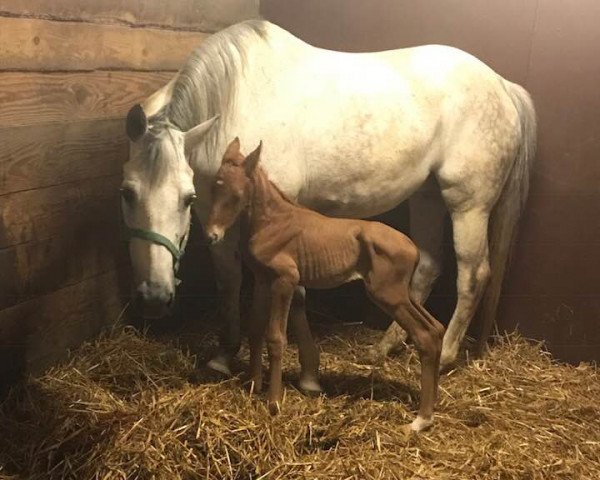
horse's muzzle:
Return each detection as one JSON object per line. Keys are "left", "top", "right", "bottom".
{"left": 135, "top": 281, "right": 174, "bottom": 318}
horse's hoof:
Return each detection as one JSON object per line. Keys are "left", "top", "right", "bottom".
{"left": 439, "top": 353, "right": 458, "bottom": 374}
{"left": 366, "top": 345, "right": 385, "bottom": 366}
{"left": 298, "top": 375, "right": 323, "bottom": 397}
{"left": 207, "top": 354, "right": 232, "bottom": 376}
{"left": 410, "top": 415, "right": 434, "bottom": 432}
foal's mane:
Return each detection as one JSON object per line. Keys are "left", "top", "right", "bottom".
{"left": 254, "top": 167, "right": 313, "bottom": 213}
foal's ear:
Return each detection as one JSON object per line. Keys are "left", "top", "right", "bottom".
{"left": 126, "top": 104, "right": 148, "bottom": 141}
{"left": 244, "top": 141, "right": 262, "bottom": 175}
{"left": 223, "top": 137, "right": 241, "bottom": 163}
{"left": 184, "top": 115, "right": 220, "bottom": 153}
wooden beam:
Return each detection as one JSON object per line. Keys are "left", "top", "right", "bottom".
{"left": 0, "top": 71, "right": 173, "bottom": 127}
{"left": 0, "top": 0, "right": 259, "bottom": 33}
{"left": 0, "top": 16, "right": 207, "bottom": 71}
{"left": 0, "top": 119, "right": 126, "bottom": 196}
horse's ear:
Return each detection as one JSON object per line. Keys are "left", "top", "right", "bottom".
{"left": 126, "top": 104, "right": 148, "bottom": 141}
{"left": 223, "top": 137, "right": 241, "bottom": 163}
{"left": 184, "top": 115, "right": 220, "bottom": 153}
{"left": 244, "top": 141, "right": 262, "bottom": 175}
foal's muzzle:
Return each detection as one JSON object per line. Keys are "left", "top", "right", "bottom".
{"left": 135, "top": 281, "right": 174, "bottom": 319}
{"left": 206, "top": 226, "right": 224, "bottom": 245}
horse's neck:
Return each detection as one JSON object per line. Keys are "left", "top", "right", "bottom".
{"left": 247, "top": 168, "right": 295, "bottom": 231}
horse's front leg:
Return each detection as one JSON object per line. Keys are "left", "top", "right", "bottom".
{"left": 207, "top": 224, "right": 242, "bottom": 376}
{"left": 266, "top": 275, "right": 296, "bottom": 415}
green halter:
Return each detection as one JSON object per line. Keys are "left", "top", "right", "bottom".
{"left": 124, "top": 227, "right": 186, "bottom": 274}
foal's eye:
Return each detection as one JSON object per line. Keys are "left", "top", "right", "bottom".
{"left": 120, "top": 187, "right": 135, "bottom": 203}
{"left": 184, "top": 194, "right": 197, "bottom": 207}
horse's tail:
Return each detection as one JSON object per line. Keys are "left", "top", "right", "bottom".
{"left": 477, "top": 81, "right": 537, "bottom": 352}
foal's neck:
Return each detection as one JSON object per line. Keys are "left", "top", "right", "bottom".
{"left": 246, "top": 167, "right": 296, "bottom": 229}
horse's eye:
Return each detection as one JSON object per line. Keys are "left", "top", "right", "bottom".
{"left": 120, "top": 187, "right": 135, "bottom": 203}
{"left": 184, "top": 193, "right": 197, "bottom": 207}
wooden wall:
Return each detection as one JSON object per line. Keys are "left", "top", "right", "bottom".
{"left": 0, "top": 0, "right": 259, "bottom": 385}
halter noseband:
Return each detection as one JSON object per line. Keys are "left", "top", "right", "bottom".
{"left": 124, "top": 227, "right": 187, "bottom": 275}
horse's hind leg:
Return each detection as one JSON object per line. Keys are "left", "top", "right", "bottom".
{"left": 370, "top": 183, "right": 446, "bottom": 364}
{"left": 440, "top": 209, "right": 491, "bottom": 370}
{"left": 289, "top": 286, "right": 322, "bottom": 394}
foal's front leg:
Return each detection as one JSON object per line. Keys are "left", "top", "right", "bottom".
{"left": 266, "top": 275, "right": 296, "bottom": 414}
{"left": 249, "top": 279, "right": 269, "bottom": 392}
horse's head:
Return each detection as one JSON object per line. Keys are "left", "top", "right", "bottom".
{"left": 206, "top": 138, "right": 262, "bottom": 244}
{"left": 122, "top": 104, "right": 219, "bottom": 318}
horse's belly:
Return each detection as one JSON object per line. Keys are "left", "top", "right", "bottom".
{"left": 301, "top": 167, "right": 429, "bottom": 219}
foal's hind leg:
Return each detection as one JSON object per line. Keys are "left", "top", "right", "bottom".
{"left": 363, "top": 258, "right": 442, "bottom": 430}
{"left": 289, "top": 287, "right": 322, "bottom": 394}
{"left": 370, "top": 184, "right": 446, "bottom": 364}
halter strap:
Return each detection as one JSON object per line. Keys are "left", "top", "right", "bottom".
{"left": 125, "top": 227, "right": 183, "bottom": 264}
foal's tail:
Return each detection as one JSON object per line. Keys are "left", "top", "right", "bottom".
{"left": 477, "top": 81, "right": 537, "bottom": 351}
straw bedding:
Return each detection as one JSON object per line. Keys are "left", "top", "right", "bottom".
{"left": 0, "top": 324, "right": 598, "bottom": 480}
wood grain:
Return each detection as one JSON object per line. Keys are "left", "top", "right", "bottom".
{"left": 0, "top": 119, "right": 126, "bottom": 196}
{"left": 0, "top": 217, "right": 126, "bottom": 310}
{"left": 0, "top": 16, "right": 207, "bottom": 71}
{"left": 0, "top": 71, "right": 173, "bottom": 127}
{"left": 0, "top": 175, "right": 121, "bottom": 248}
{"left": 0, "top": 268, "right": 127, "bottom": 377}
{"left": 0, "top": 0, "right": 259, "bottom": 32}
{"left": 0, "top": 174, "right": 127, "bottom": 311}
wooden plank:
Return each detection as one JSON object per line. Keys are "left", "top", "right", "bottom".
{"left": 0, "top": 218, "right": 127, "bottom": 310}
{"left": 0, "top": 119, "right": 126, "bottom": 196}
{"left": 0, "top": 0, "right": 259, "bottom": 33}
{"left": 0, "top": 71, "right": 173, "bottom": 127}
{"left": 0, "top": 175, "right": 121, "bottom": 248}
{"left": 0, "top": 175, "right": 127, "bottom": 310}
{"left": 0, "top": 16, "right": 207, "bottom": 71}
{"left": 0, "top": 268, "right": 127, "bottom": 377}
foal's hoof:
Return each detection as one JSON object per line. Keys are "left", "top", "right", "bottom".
{"left": 206, "top": 353, "right": 232, "bottom": 376}
{"left": 298, "top": 375, "right": 323, "bottom": 397}
{"left": 268, "top": 401, "right": 281, "bottom": 416}
{"left": 410, "top": 415, "right": 434, "bottom": 432}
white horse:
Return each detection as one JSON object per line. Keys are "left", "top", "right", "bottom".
{"left": 121, "top": 20, "right": 536, "bottom": 390}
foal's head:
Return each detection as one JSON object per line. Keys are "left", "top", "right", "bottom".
{"left": 122, "top": 104, "right": 219, "bottom": 318}
{"left": 205, "top": 138, "right": 262, "bottom": 244}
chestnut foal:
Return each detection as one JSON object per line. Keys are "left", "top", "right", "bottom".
{"left": 206, "top": 139, "right": 445, "bottom": 431}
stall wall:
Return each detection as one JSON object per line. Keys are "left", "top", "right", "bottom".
{"left": 0, "top": 0, "right": 258, "bottom": 384}
{"left": 261, "top": 0, "right": 600, "bottom": 362}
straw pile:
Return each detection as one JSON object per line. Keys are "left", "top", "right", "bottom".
{"left": 0, "top": 324, "right": 598, "bottom": 480}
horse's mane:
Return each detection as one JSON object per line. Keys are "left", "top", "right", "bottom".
{"left": 161, "top": 20, "right": 269, "bottom": 133}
